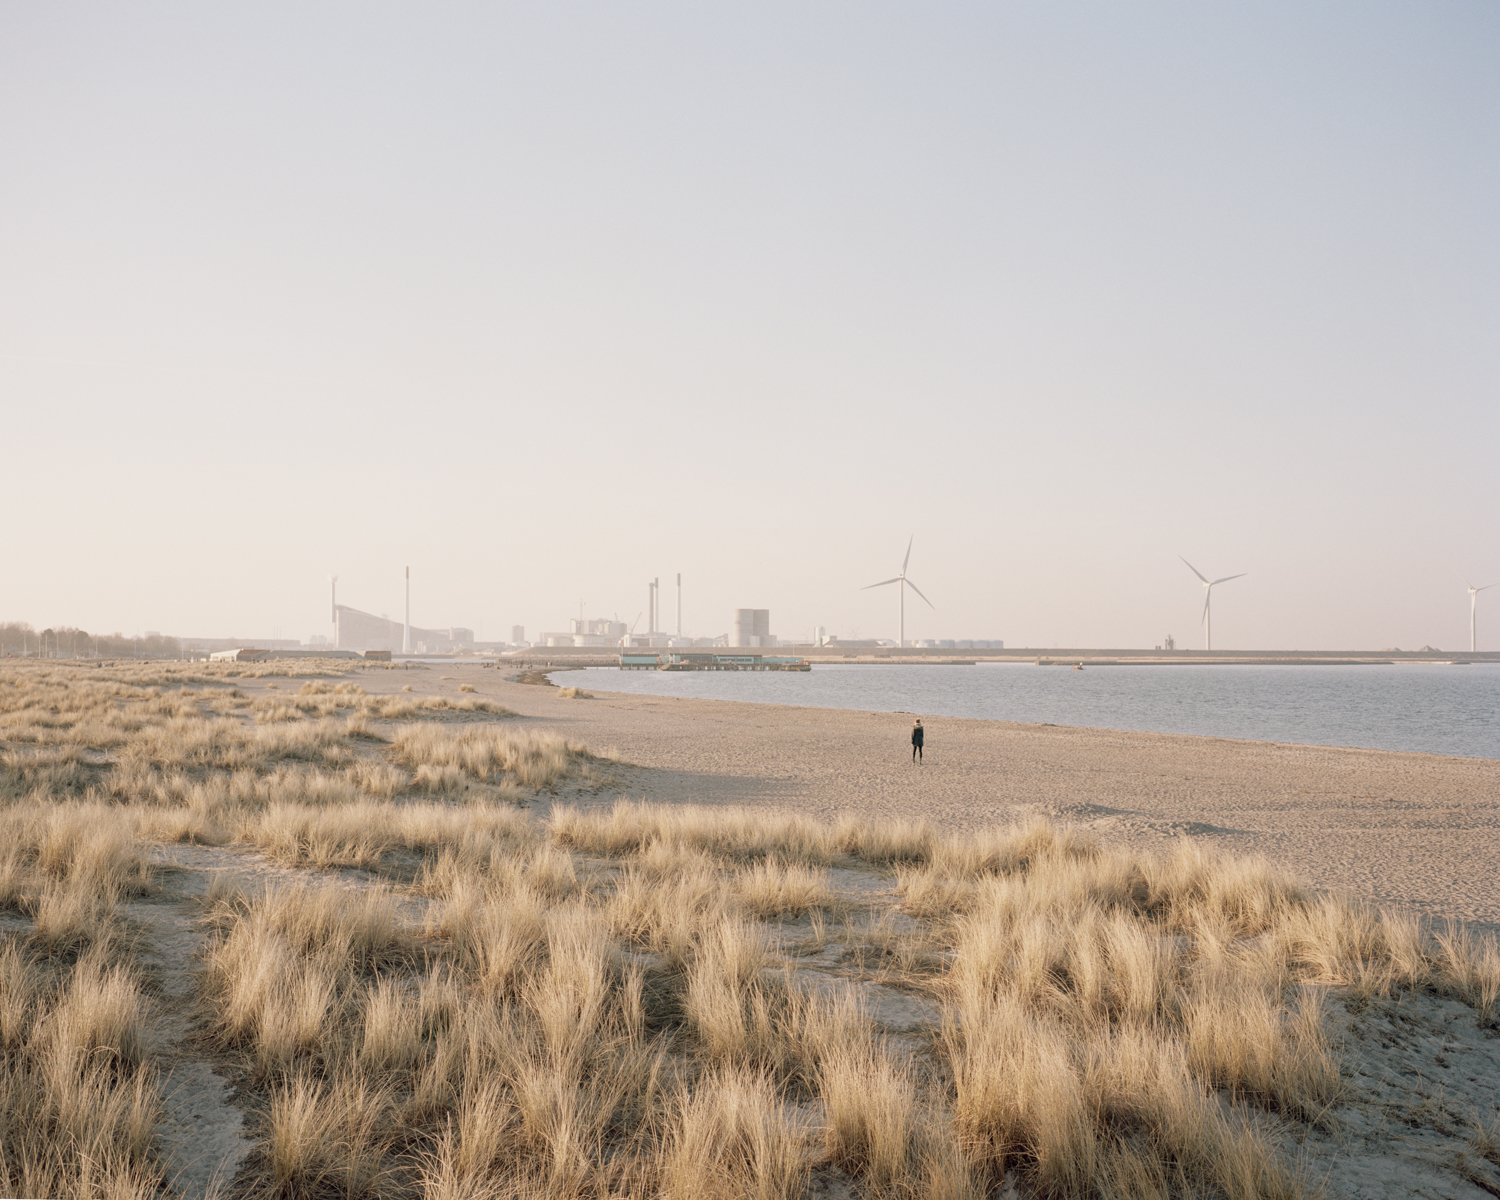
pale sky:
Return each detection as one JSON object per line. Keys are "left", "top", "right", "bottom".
{"left": 3, "top": 3, "right": 1497, "bottom": 650}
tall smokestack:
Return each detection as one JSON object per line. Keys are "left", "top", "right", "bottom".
{"left": 403, "top": 567, "right": 411, "bottom": 654}
{"left": 676, "top": 573, "right": 682, "bottom": 637}
{"left": 654, "top": 577, "right": 660, "bottom": 636}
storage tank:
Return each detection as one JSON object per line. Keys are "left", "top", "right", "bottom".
{"left": 732, "top": 609, "right": 756, "bottom": 648}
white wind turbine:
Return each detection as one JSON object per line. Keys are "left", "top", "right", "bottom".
{"left": 1180, "top": 557, "right": 1245, "bottom": 651}
{"left": 863, "top": 537, "right": 934, "bottom": 648}
{"left": 1467, "top": 581, "right": 1495, "bottom": 653}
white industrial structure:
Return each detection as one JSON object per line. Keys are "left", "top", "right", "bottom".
{"left": 862, "top": 537, "right": 934, "bottom": 648}
{"left": 632, "top": 574, "right": 690, "bottom": 645}
{"left": 731, "top": 609, "right": 774, "bottom": 647}
{"left": 1179, "top": 557, "right": 1246, "bottom": 651}
{"left": 334, "top": 604, "right": 471, "bottom": 652}
{"left": 1468, "top": 580, "right": 1495, "bottom": 653}
{"left": 542, "top": 575, "right": 692, "bottom": 648}
{"left": 543, "top": 617, "right": 629, "bottom": 648}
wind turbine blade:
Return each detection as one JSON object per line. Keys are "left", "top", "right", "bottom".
{"left": 1179, "top": 556, "right": 1209, "bottom": 584}
{"left": 1201, "top": 594, "right": 1211, "bottom": 625}
{"left": 903, "top": 536, "right": 913, "bottom": 575}
{"left": 1479, "top": 583, "right": 1498, "bottom": 593}
{"left": 1211, "top": 573, "right": 1246, "bottom": 586}
{"left": 862, "top": 578, "right": 901, "bottom": 590}
{"left": 904, "top": 578, "right": 936, "bottom": 609}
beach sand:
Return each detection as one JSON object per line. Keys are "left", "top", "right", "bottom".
{"left": 363, "top": 666, "right": 1500, "bottom": 932}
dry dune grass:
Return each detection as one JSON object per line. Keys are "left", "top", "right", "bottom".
{"left": 659, "top": 1067, "right": 809, "bottom": 1199}
{"left": 201, "top": 879, "right": 416, "bottom": 1078}
{"left": 736, "top": 859, "right": 841, "bottom": 920}
{"left": 0, "top": 802, "right": 155, "bottom": 955}
{"left": 5, "top": 662, "right": 1500, "bottom": 1198}
{"left": 551, "top": 798, "right": 842, "bottom": 865}
{"left": 0, "top": 826, "right": 161, "bottom": 1198}
{"left": 392, "top": 724, "right": 604, "bottom": 792}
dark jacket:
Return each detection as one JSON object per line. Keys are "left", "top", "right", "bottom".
{"left": 911, "top": 725, "right": 924, "bottom": 746}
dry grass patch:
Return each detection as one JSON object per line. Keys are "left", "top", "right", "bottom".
{"left": 551, "top": 800, "right": 840, "bottom": 865}
{"left": 736, "top": 859, "right": 840, "bottom": 920}
{"left": 1438, "top": 924, "right": 1500, "bottom": 1027}
{"left": 0, "top": 803, "right": 154, "bottom": 954}
{"left": 659, "top": 1068, "right": 809, "bottom": 1200}
{"left": 246, "top": 797, "right": 539, "bottom": 876}
{"left": 364, "top": 693, "right": 514, "bottom": 719}
{"left": 264, "top": 1068, "right": 395, "bottom": 1198}
{"left": 0, "top": 847, "right": 165, "bottom": 1198}
{"left": 819, "top": 1043, "right": 924, "bottom": 1193}
{"left": 201, "top": 879, "right": 417, "bottom": 1079}
{"left": 392, "top": 725, "right": 598, "bottom": 791}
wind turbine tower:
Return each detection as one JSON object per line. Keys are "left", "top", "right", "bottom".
{"left": 1468, "top": 581, "right": 1495, "bottom": 653}
{"left": 862, "top": 537, "right": 935, "bottom": 648}
{"left": 1180, "top": 557, "right": 1245, "bottom": 651}
{"left": 403, "top": 567, "right": 411, "bottom": 655}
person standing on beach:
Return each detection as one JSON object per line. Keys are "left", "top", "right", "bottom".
{"left": 911, "top": 718, "right": 924, "bottom": 764}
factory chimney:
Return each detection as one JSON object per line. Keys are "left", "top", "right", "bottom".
{"left": 403, "top": 567, "right": 411, "bottom": 654}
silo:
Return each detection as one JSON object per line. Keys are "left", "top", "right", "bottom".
{"left": 732, "top": 609, "right": 756, "bottom": 647}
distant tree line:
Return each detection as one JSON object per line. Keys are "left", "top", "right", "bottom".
{"left": 0, "top": 622, "right": 182, "bottom": 659}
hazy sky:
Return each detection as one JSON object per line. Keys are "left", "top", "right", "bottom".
{"left": 3, "top": 3, "right": 1497, "bottom": 649}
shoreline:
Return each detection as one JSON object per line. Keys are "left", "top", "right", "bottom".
{"left": 521, "top": 662, "right": 1500, "bottom": 764}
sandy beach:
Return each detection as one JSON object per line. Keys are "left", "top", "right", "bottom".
{"left": 366, "top": 666, "right": 1500, "bottom": 932}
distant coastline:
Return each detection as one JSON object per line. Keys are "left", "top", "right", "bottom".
{"left": 499, "top": 645, "right": 1500, "bottom": 668}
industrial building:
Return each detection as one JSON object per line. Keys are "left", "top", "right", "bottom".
{"left": 913, "top": 639, "right": 1005, "bottom": 649}
{"left": 540, "top": 617, "right": 628, "bottom": 648}
{"left": 540, "top": 616, "right": 705, "bottom": 649}
{"left": 333, "top": 605, "right": 473, "bottom": 653}
{"left": 731, "top": 609, "right": 776, "bottom": 648}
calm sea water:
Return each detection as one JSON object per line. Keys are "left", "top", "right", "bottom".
{"left": 565, "top": 662, "right": 1500, "bottom": 760}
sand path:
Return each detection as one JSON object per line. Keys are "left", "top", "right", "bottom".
{"left": 355, "top": 668, "right": 1500, "bottom": 931}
